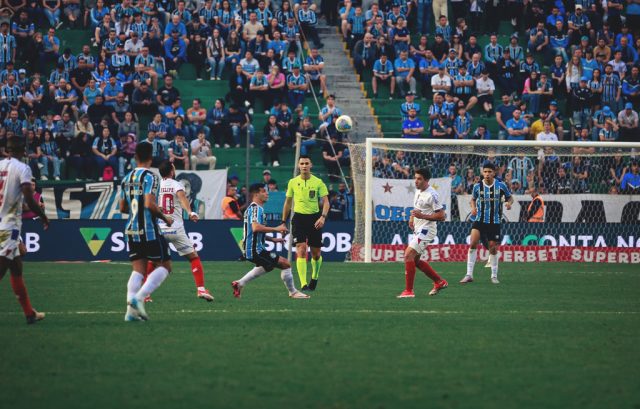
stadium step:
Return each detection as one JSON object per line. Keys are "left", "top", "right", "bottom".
{"left": 316, "top": 21, "right": 380, "bottom": 141}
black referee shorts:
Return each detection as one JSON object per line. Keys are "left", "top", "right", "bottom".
{"left": 471, "top": 221, "right": 501, "bottom": 243}
{"left": 291, "top": 212, "right": 323, "bottom": 248}
{"left": 128, "top": 235, "right": 172, "bottom": 262}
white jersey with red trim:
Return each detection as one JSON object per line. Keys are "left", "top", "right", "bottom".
{"left": 412, "top": 185, "right": 442, "bottom": 235}
{"left": 158, "top": 178, "right": 185, "bottom": 230}
{"left": 0, "top": 158, "right": 33, "bottom": 231}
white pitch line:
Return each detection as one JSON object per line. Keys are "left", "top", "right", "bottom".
{"left": 0, "top": 310, "right": 638, "bottom": 316}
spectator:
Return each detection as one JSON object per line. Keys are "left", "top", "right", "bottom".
{"left": 190, "top": 129, "right": 216, "bottom": 170}
{"left": 475, "top": 70, "right": 495, "bottom": 115}
{"left": 622, "top": 66, "right": 640, "bottom": 106}
{"left": 227, "top": 104, "right": 254, "bottom": 147}
{"left": 164, "top": 29, "right": 187, "bottom": 76}
{"left": 506, "top": 109, "right": 529, "bottom": 141}
{"left": 74, "top": 114, "right": 95, "bottom": 139}
{"left": 39, "top": 130, "right": 62, "bottom": 181}
{"left": 118, "top": 132, "right": 137, "bottom": 177}
{"left": 186, "top": 98, "right": 208, "bottom": 139}
{"left": 221, "top": 184, "right": 242, "bottom": 220}
{"left": 206, "top": 28, "right": 226, "bottom": 80}
{"left": 618, "top": 103, "right": 639, "bottom": 142}
{"left": 304, "top": 47, "right": 328, "bottom": 98}
{"left": 495, "top": 94, "right": 516, "bottom": 139}
{"left": 296, "top": 116, "right": 318, "bottom": 155}
{"left": 453, "top": 106, "right": 472, "bottom": 139}
{"left": 430, "top": 65, "right": 451, "bottom": 96}
{"left": 394, "top": 50, "right": 416, "bottom": 97}
{"left": 118, "top": 111, "right": 139, "bottom": 138}
{"left": 297, "top": 0, "right": 323, "bottom": 48}
{"left": 262, "top": 114, "right": 282, "bottom": 166}
{"left": 607, "top": 153, "right": 627, "bottom": 188}
{"left": 620, "top": 160, "right": 640, "bottom": 194}
{"left": 92, "top": 127, "right": 119, "bottom": 180}
{"left": 187, "top": 33, "right": 207, "bottom": 80}
{"left": 140, "top": 131, "right": 166, "bottom": 167}
{"left": 68, "top": 131, "right": 93, "bottom": 177}
{"left": 169, "top": 133, "right": 190, "bottom": 169}
{"left": 267, "top": 65, "right": 286, "bottom": 109}
{"left": 322, "top": 134, "right": 349, "bottom": 181}
{"left": 570, "top": 156, "right": 590, "bottom": 193}
{"left": 400, "top": 92, "right": 421, "bottom": 122}
{"left": 249, "top": 68, "right": 270, "bottom": 112}
{"left": 227, "top": 63, "right": 250, "bottom": 108}
{"left": 286, "top": 64, "right": 307, "bottom": 109}
{"left": 402, "top": 108, "right": 424, "bottom": 138}
{"left": 132, "top": 82, "right": 156, "bottom": 116}
{"left": 508, "top": 153, "right": 535, "bottom": 190}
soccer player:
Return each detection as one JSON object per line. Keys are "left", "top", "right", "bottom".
{"left": 120, "top": 143, "right": 174, "bottom": 321}
{"left": 281, "top": 155, "right": 329, "bottom": 291}
{"left": 460, "top": 161, "right": 513, "bottom": 285}
{"left": 397, "top": 168, "right": 448, "bottom": 298}
{"left": 232, "top": 184, "right": 309, "bottom": 299}
{"left": 156, "top": 161, "right": 214, "bottom": 301}
{"left": 0, "top": 138, "right": 49, "bottom": 324}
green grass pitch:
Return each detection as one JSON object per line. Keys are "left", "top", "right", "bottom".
{"left": 1, "top": 261, "right": 639, "bottom": 409}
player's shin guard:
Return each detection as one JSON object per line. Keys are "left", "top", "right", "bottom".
{"left": 296, "top": 256, "right": 308, "bottom": 287}
{"left": 416, "top": 260, "right": 442, "bottom": 282}
{"left": 10, "top": 275, "right": 34, "bottom": 317}
{"left": 490, "top": 254, "right": 498, "bottom": 277}
{"left": 280, "top": 268, "right": 297, "bottom": 294}
{"left": 190, "top": 257, "right": 205, "bottom": 288}
{"left": 404, "top": 259, "right": 416, "bottom": 291}
{"left": 136, "top": 267, "right": 169, "bottom": 299}
{"left": 311, "top": 256, "right": 322, "bottom": 280}
{"left": 467, "top": 249, "right": 477, "bottom": 277}
{"left": 127, "top": 271, "right": 145, "bottom": 302}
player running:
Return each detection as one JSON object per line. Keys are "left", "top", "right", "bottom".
{"left": 397, "top": 168, "right": 448, "bottom": 298}
{"left": 281, "top": 155, "right": 329, "bottom": 291}
{"left": 120, "top": 143, "right": 174, "bottom": 321}
{"left": 460, "top": 161, "right": 513, "bottom": 284}
{"left": 156, "top": 161, "right": 214, "bottom": 301}
{"left": 0, "top": 138, "right": 49, "bottom": 324}
{"left": 232, "top": 184, "right": 309, "bottom": 299}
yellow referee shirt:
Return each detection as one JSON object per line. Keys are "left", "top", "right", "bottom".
{"left": 286, "top": 174, "right": 329, "bottom": 214}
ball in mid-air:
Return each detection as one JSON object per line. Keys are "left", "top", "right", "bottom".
{"left": 336, "top": 115, "right": 353, "bottom": 133}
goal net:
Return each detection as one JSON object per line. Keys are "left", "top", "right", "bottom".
{"left": 348, "top": 139, "right": 640, "bottom": 264}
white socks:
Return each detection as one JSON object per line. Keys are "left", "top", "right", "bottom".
{"left": 280, "top": 268, "right": 297, "bottom": 294}
{"left": 136, "top": 266, "right": 169, "bottom": 300}
{"left": 466, "top": 249, "right": 477, "bottom": 277}
{"left": 490, "top": 254, "right": 498, "bottom": 278}
{"left": 238, "top": 266, "right": 267, "bottom": 286}
{"left": 127, "top": 271, "right": 145, "bottom": 302}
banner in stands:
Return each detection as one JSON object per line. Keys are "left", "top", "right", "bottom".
{"left": 40, "top": 170, "right": 228, "bottom": 220}
{"left": 20, "top": 220, "right": 354, "bottom": 262}
{"left": 20, "top": 220, "right": 639, "bottom": 263}
{"left": 351, "top": 221, "right": 640, "bottom": 263}
{"left": 372, "top": 177, "right": 452, "bottom": 221}
{"left": 457, "top": 194, "right": 640, "bottom": 223}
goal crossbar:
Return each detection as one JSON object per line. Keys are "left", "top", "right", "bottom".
{"left": 362, "top": 138, "right": 640, "bottom": 263}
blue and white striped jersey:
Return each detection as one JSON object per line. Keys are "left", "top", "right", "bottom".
{"left": 121, "top": 168, "right": 161, "bottom": 242}
{"left": 243, "top": 202, "right": 266, "bottom": 259}
{"left": 472, "top": 180, "right": 511, "bottom": 224}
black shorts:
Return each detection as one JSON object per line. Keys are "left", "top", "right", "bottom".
{"left": 250, "top": 250, "right": 280, "bottom": 272}
{"left": 128, "top": 236, "right": 172, "bottom": 262}
{"left": 291, "top": 212, "right": 323, "bottom": 248}
{"left": 472, "top": 222, "right": 501, "bottom": 243}
{"left": 478, "top": 94, "right": 493, "bottom": 106}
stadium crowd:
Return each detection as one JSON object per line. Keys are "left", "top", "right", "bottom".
{"left": 345, "top": 0, "right": 640, "bottom": 195}
{"left": 0, "top": 0, "right": 351, "bottom": 186}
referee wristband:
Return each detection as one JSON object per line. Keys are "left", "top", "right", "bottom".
{"left": 190, "top": 212, "right": 198, "bottom": 217}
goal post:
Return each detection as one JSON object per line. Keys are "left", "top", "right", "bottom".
{"left": 350, "top": 138, "right": 640, "bottom": 264}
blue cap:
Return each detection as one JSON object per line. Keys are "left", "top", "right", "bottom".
{"left": 625, "top": 102, "right": 633, "bottom": 110}
{"left": 482, "top": 160, "right": 496, "bottom": 170}
{"left": 550, "top": 100, "right": 558, "bottom": 106}
{"left": 580, "top": 76, "right": 588, "bottom": 82}
{"left": 603, "top": 105, "right": 611, "bottom": 113}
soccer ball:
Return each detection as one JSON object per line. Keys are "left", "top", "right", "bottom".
{"left": 336, "top": 115, "right": 353, "bottom": 133}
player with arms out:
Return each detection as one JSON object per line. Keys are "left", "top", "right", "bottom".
{"left": 0, "top": 138, "right": 49, "bottom": 324}
{"left": 120, "top": 143, "right": 174, "bottom": 321}
{"left": 281, "top": 155, "right": 329, "bottom": 291}
{"left": 397, "top": 168, "right": 448, "bottom": 298}
{"left": 156, "top": 161, "right": 214, "bottom": 301}
{"left": 231, "top": 184, "right": 309, "bottom": 299}
{"left": 460, "top": 161, "right": 513, "bottom": 285}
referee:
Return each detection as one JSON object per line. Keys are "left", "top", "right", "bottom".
{"left": 281, "top": 155, "right": 329, "bottom": 291}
